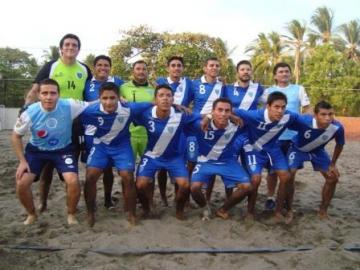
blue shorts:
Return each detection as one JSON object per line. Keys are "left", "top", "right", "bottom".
{"left": 287, "top": 146, "right": 331, "bottom": 172}
{"left": 246, "top": 147, "right": 289, "bottom": 175}
{"left": 191, "top": 159, "right": 250, "bottom": 188}
{"left": 87, "top": 143, "right": 134, "bottom": 171}
{"left": 186, "top": 136, "right": 198, "bottom": 163}
{"left": 25, "top": 144, "right": 78, "bottom": 177}
{"left": 136, "top": 155, "right": 188, "bottom": 180}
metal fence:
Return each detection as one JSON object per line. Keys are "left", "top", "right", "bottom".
{"left": 0, "top": 79, "right": 32, "bottom": 107}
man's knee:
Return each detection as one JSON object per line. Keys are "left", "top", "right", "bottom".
{"left": 326, "top": 175, "right": 339, "bottom": 185}
{"left": 16, "top": 175, "right": 33, "bottom": 190}
{"left": 237, "top": 183, "right": 252, "bottom": 193}
{"left": 190, "top": 183, "right": 202, "bottom": 194}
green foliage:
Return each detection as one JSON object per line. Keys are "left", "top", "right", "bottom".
{"left": 302, "top": 44, "right": 360, "bottom": 116}
{"left": 109, "top": 26, "right": 235, "bottom": 82}
{"left": 42, "top": 46, "right": 60, "bottom": 63}
{"left": 83, "top": 53, "right": 96, "bottom": 73}
{"left": 0, "top": 47, "right": 38, "bottom": 107}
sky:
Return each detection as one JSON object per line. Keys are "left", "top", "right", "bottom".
{"left": 0, "top": 0, "right": 358, "bottom": 64}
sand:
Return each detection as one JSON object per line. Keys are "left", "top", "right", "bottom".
{"left": 0, "top": 130, "right": 359, "bottom": 270}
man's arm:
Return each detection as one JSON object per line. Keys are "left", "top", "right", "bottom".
{"left": 11, "top": 132, "right": 30, "bottom": 179}
{"left": 25, "top": 83, "right": 40, "bottom": 105}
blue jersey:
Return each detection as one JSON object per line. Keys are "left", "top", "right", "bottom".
{"left": 224, "top": 82, "right": 264, "bottom": 110}
{"left": 81, "top": 101, "right": 152, "bottom": 147}
{"left": 234, "top": 108, "right": 300, "bottom": 152}
{"left": 135, "top": 106, "right": 200, "bottom": 160}
{"left": 186, "top": 120, "right": 245, "bottom": 163}
{"left": 192, "top": 76, "right": 224, "bottom": 114}
{"left": 14, "top": 99, "right": 89, "bottom": 151}
{"left": 156, "top": 77, "right": 194, "bottom": 107}
{"left": 84, "top": 76, "right": 124, "bottom": 102}
{"left": 291, "top": 115, "right": 345, "bottom": 153}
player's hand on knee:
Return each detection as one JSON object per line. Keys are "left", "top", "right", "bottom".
{"left": 16, "top": 161, "right": 30, "bottom": 180}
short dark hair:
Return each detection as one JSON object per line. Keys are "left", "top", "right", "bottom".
{"left": 132, "top": 60, "right": 147, "bottom": 70}
{"left": 94, "top": 55, "right": 112, "bottom": 67}
{"left": 204, "top": 57, "right": 219, "bottom": 66}
{"left": 99, "top": 82, "right": 119, "bottom": 97}
{"left": 39, "top": 79, "right": 60, "bottom": 93}
{"left": 212, "top": 97, "right": 233, "bottom": 110}
{"left": 59, "top": 33, "right": 81, "bottom": 49}
{"left": 267, "top": 91, "right": 288, "bottom": 105}
{"left": 155, "top": 84, "right": 173, "bottom": 97}
{"left": 167, "top": 56, "right": 184, "bottom": 66}
{"left": 273, "top": 62, "right": 291, "bottom": 75}
{"left": 314, "top": 100, "right": 332, "bottom": 114}
{"left": 236, "top": 60, "right": 252, "bottom": 71}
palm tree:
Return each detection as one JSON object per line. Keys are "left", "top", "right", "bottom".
{"left": 283, "top": 20, "right": 307, "bottom": 83}
{"left": 309, "top": 6, "right": 336, "bottom": 44}
{"left": 42, "top": 46, "right": 60, "bottom": 62}
{"left": 338, "top": 20, "right": 360, "bottom": 61}
{"left": 245, "top": 32, "right": 287, "bottom": 84}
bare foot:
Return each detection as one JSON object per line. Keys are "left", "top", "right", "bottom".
{"left": 285, "top": 210, "right": 294, "bottom": 225}
{"left": 216, "top": 209, "right": 230, "bottom": 220}
{"left": 67, "top": 214, "right": 79, "bottom": 225}
{"left": 318, "top": 210, "right": 329, "bottom": 220}
{"left": 245, "top": 213, "right": 255, "bottom": 222}
{"left": 176, "top": 211, "right": 186, "bottom": 221}
{"left": 128, "top": 215, "right": 137, "bottom": 226}
{"left": 87, "top": 213, "right": 95, "bottom": 227}
{"left": 24, "top": 214, "right": 37, "bottom": 225}
{"left": 274, "top": 212, "right": 285, "bottom": 224}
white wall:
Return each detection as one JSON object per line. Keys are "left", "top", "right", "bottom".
{"left": 0, "top": 108, "right": 20, "bottom": 130}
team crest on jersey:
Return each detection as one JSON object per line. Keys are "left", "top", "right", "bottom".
{"left": 167, "top": 126, "right": 174, "bottom": 133}
{"left": 46, "top": 118, "right": 58, "bottom": 128}
{"left": 178, "top": 86, "right": 183, "bottom": 92}
{"left": 215, "top": 89, "right": 220, "bottom": 94}
{"left": 322, "top": 134, "right": 328, "bottom": 140}
{"left": 77, "top": 72, "right": 83, "bottom": 79}
{"left": 248, "top": 91, "right": 254, "bottom": 97}
{"left": 117, "top": 116, "right": 124, "bottom": 123}
{"left": 224, "top": 133, "right": 231, "bottom": 140}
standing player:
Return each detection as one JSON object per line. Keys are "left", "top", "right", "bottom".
{"left": 224, "top": 60, "right": 264, "bottom": 197}
{"left": 82, "top": 82, "right": 152, "bottom": 227}
{"left": 189, "top": 98, "right": 251, "bottom": 220}
{"left": 286, "top": 101, "right": 344, "bottom": 222}
{"left": 24, "top": 34, "right": 92, "bottom": 212}
{"left": 135, "top": 85, "right": 197, "bottom": 220}
{"left": 191, "top": 57, "right": 224, "bottom": 200}
{"left": 12, "top": 79, "right": 89, "bottom": 225}
{"left": 232, "top": 92, "right": 302, "bottom": 222}
{"left": 155, "top": 56, "right": 194, "bottom": 205}
{"left": 83, "top": 55, "right": 124, "bottom": 209}
{"left": 120, "top": 60, "right": 155, "bottom": 160}
{"left": 262, "top": 62, "right": 311, "bottom": 210}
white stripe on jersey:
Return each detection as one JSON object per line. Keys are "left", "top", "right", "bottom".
{"left": 198, "top": 122, "right": 238, "bottom": 162}
{"left": 200, "top": 79, "right": 223, "bottom": 114}
{"left": 298, "top": 124, "right": 339, "bottom": 152}
{"left": 238, "top": 82, "right": 258, "bottom": 110}
{"left": 168, "top": 77, "right": 186, "bottom": 105}
{"left": 253, "top": 114, "right": 290, "bottom": 151}
{"left": 94, "top": 104, "right": 130, "bottom": 145}
{"left": 145, "top": 110, "right": 182, "bottom": 158}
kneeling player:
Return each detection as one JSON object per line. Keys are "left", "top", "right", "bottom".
{"left": 286, "top": 101, "right": 344, "bottom": 220}
{"left": 82, "top": 82, "right": 152, "bottom": 227}
{"left": 190, "top": 98, "right": 252, "bottom": 220}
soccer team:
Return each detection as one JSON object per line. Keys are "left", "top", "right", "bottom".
{"left": 11, "top": 33, "right": 345, "bottom": 226}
